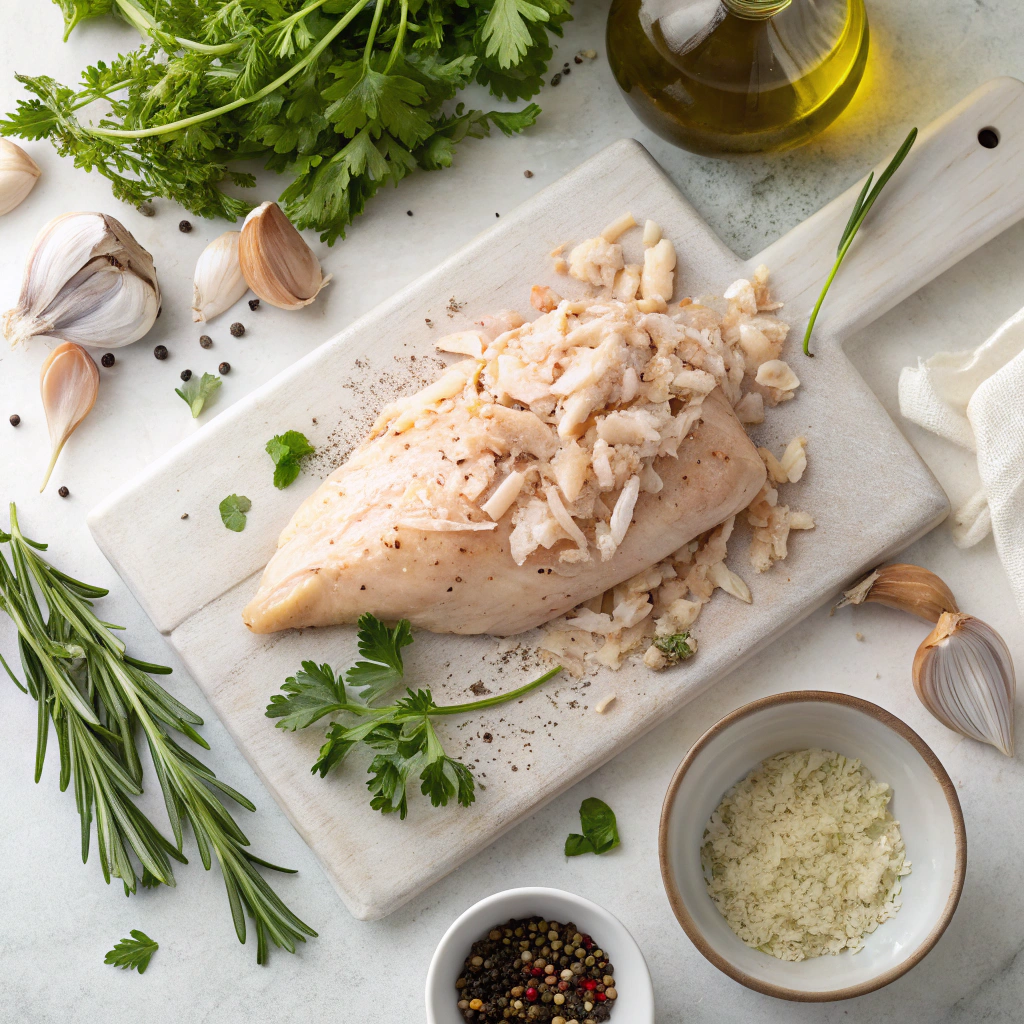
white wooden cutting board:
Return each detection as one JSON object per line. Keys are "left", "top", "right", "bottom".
{"left": 89, "top": 78, "right": 1024, "bottom": 920}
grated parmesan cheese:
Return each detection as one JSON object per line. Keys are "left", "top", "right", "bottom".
{"left": 702, "top": 748, "right": 910, "bottom": 961}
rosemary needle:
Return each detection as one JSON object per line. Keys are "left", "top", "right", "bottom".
{"left": 0, "top": 503, "right": 315, "bottom": 963}
{"left": 803, "top": 127, "right": 918, "bottom": 356}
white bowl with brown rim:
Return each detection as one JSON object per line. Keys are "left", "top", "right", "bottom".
{"left": 659, "top": 691, "right": 967, "bottom": 1001}
{"left": 426, "top": 886, "right": 654, "bottom": 1024}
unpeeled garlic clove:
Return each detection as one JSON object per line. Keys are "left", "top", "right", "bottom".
{"left": 238, "top": 201, "right": 330, "bottom": 310}
{"left": 39, "top": 342, "right": 99, "bottom": 491}
{"left": 0, "top": 139, "right": 41, "bottom": 216}
{"left": 914, "top": 611, "right": 1015, "bottom": 756}
{"left": 835, "top": 563, "right": 959, "bottom": 623}
{"left": 2, "top": 211, "right": 161, "bottom": 349}
{"left": 192, "top": 230, "right": 248, "bottom": 322}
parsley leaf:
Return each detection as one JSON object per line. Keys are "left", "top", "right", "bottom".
{"left": 104, "top": 930, "right": 158, "bottom": 974}
{"left": 267, "top": 614, "right": 561, "bottom": 817}
{"left": 482, "top": 0, "right": 552, "bottom": 69}
{"left": 175, "top": 372, "right": 221, "bottom": 418}
{"left": 266, "top": 429, "right": 316, "bottom": 489}
{"left": 565, "top": 797, "right": 620, "bottom": 857}
{"left": 653, "top": 632, "right": 695, "bottom": 664}
{"left": 266, "top": 661, "right": 347, "bottom": 731}
{"left": 219, "top": 494, "right": 251, "bottom": 532}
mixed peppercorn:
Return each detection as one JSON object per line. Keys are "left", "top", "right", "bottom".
{"left": 456, "top": 917, "right": 616, "bottom": 1023}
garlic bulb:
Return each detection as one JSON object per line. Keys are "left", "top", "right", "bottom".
{"left": 3, "top": 212, "right": 161, "bottom": 349}
{"left": 192, "top": 230, "right": 248, "bottom": 322}
{"left": 914, "top": 612, "right": 1015, "bottom": 756}
{"left": 39, "top": 342, "right": 99, "bottom": 491}
{"left": 0, "top": 139, "right": 41, "bottom": 216}
{"left": 238, "top": 201, "right": 330, "bottom": 310}
{"left": 836, "top": 563, "right": 958, "bottom": 623}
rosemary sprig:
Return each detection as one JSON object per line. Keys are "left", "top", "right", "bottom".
{"left": 0, "top": 503, "right": 315, "bottom": 963}
{"left": 802, "top": 127, "right": 918, "bottom": 356}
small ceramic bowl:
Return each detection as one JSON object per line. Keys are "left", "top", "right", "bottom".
{"left": 660, "top": 691, "right": 966, "bottom": 1001}
{"left": 426, "top": 887, "right": 655, "bottom": 1024}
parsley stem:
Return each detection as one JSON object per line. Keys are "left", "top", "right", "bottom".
{"left": 86, "top": 0, "right": 375, "bottom": 140}
{"left": 363, "top": 0, "right": 387, "bottom": 66}
{"left": 113, "top": 0, "right": 242, "bottom": 55}
{"left": 384, "top": 0, "right": 409, "bottom": 74}
{"left": 428, "top": 667, "right": 563, "bottom": 716}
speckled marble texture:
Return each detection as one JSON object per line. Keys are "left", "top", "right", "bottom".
{"left": 1, "top": 2, "right": 1023, "bottom": 1022}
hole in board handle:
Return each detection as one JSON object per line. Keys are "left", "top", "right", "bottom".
{"left": 978, "top": 127, "right": 1000, "bottom": 149}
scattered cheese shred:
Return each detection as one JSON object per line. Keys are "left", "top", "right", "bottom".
{"left": 702, "top": 748, "right": 911, "bottom": 961}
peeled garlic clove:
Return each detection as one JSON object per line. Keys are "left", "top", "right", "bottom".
{"left": 0, "top": 139, "right": 41, "bottom": 216}
{"left": 238, "top": 201, "right": 330, "bottom": 310}
{"left": 836, "top": 563, "right": 958, "bottom": 623}
{"left": 192, "top": 230, "right": 248, "bottom": 322}
{"left": 2, "top": 211, "right": 161, "bottom": 349}
{"left": 39, "top": 342, "right": 99, "bottom": 491}
{"left": 914, "top": 611, "right": 1015, "bottom": 756}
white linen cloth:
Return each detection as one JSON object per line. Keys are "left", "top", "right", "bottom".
{"left": 898, "top": 307, "right": 1024, "bottom": 619}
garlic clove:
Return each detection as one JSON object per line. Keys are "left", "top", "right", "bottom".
{"left": 913, "top": 611, "right": 1015, "bottom": 756}
{"left": 3, "top": 212, "right": 160, "bottom": 349}
{"left": 835, "top": 563, "right": 958, "bottom": 623}
{"left": 192, "top": 231, "right": 248, "bottom": 322}
{"left": 0, "top": 139, "right": 41, "bottom": 216}
{"left": 238, "top": 201, "right": 330, "bottom": 310}
{"left": 39, "top": 342, "right": 99, "bottom": 491}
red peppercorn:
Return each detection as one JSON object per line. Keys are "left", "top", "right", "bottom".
{"left": 531, "top": 967, "right": 543, "bottom": 977}
{"left": 581, "top": 935, "right": 594, "bottom": 950}
{"left": 525, "top": 988, "right": 538, "bottom": 1002}
{"left": 596, "top": 992, "right": 607, "bottom": 1002}
{"left": 583, "top": 978, "right": 598, "bottom": 991}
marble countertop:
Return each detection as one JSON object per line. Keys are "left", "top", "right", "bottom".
{"left": 2, "top": 2, "right": 1022, "bottom": 1022}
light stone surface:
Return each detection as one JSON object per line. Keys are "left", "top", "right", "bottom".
{"left": 1, "top": 2, "right": 1023, "bottom": 1022}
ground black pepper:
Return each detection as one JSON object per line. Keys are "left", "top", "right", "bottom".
{"left": 101, "top": 352, "right": 115, "bottom": 367}
{"left": 455, "top": 917, "right": 616, "bottom": 1023}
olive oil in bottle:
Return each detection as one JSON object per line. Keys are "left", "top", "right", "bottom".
{"left": 606, "top": 0, "right": 869, "bottom": 155}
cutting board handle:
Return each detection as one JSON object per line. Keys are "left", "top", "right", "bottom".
{"left": 748, "top": 77, "right": 1024, "bottom": 346}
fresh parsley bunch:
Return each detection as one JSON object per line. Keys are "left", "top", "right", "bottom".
{"left": 2, "top": 0, "right": 572, "bottom": 243}
{"left": 267, "top": 613, "right": 560, "bottom": 818}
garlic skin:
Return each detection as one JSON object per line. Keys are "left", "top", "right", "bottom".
{"left": 0, "top": 139, "right": 41, "bottom": 216}
{"left": 192, "top": 230, "right": 248, "bottom": 322}
{"left": 836, "top": 563, "right": 958, "bottom": 623}
{"left": 3, "top": 212, "right": 161, "bottom": 349}
{"left": 914, "top": 611, "right": 1015, "bottom": 757}
{"left": 238, "top": 202, "right": 330, "bottom": 310}
{"left": 39, "top": 342, "right": 99, "bottom": 491}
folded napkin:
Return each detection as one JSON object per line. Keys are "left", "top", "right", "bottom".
{"left": 899, "top": 308, "right": 1024, "bottom": 620}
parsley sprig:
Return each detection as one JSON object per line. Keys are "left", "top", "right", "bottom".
{"left": 267, "top": 613, "right": 560, "bottom": 818}
{"left": 266, "top": 430, "right": 315, "bottom": 489}
{"left": 104, "top": 930, "right": 159, "bottom": 973}
{"left": 3, "top": 0, "right": 572, "bottom": 243}
{"left": 0, "top": 504, "right": 315, "bottom": 963}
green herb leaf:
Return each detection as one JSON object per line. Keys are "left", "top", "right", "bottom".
{"left": 565, "top": 797, "right": 619, "bottom": 856}
{"left": 219, "top": 493, "right": 251, "bottom": 532}
{"left": 175, "top": 373, "right": 222, "bottom": 418}
{"left": 803, "top": 127, "right": 918, "bottom": 356}
{"left": 104, "top": 930, "right": 158, "bottom": 974}
{"left": 266, "top": 430, "right": 316, "bottom": 489}
{"left": 482, "top": 0, "right": 552, "bottom": 69}
{"left": 266, "top": 661, "right": 347, "bottom": 731}
{"left": 653, "top": 632, "right": 695, "bottom": 664}
{"left": 345, "top": 612, "right": 413, "bottom": 700}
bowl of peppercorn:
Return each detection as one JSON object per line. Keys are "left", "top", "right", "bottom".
{"left": 426, "top": 887, "right": 654, "bottom": 1024}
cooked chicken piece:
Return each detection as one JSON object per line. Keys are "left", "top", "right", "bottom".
{"left": 242, "top": 388, "right": 765, "bottom": 635}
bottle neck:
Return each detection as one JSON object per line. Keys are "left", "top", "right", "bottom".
{"left": 722, "top": 0, "right": 793, "bottom": 20}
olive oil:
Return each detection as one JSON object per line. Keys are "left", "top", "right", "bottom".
{"left": 607, "top": 0, "right": 869, "bottom": 155}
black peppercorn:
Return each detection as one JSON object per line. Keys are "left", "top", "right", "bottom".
{"left": 154, "top": 345, "right": 168, "bottom": 360}
{"left": 248, "top": 298, "right": 260, "bottom": 311}
{"left": 180, "top": 369, "right": 192, "bottom": 382}
{"left": 178, "top": 219, "right": 192, "bottom": 233}
{"left": 58, "top": 486, "right": 69, "bottom": 498}
{"left": 574, "top": 54, "right": 583, "bottom": 64}
{"left": 230, "top": 322, "right": 245, "bottom": 337}
{"left": 219, "top": 361, "right": 231, "bottom": 374}
{"left": 9, "top": 414, "right": 20, "bottom": 427}
{"left": 407, "top": 210, "right": 414, "bottom": 216}
{"left": 550, "top": 72, "right": 562, "bottom": 86}
{"left": 524, "top": 169, "right": 534, "bottom": 178}
{"left": 199, "top": 334, "right": 213, "bottom": 348}
{"left": 101, "top": 352, "right": 115, "bottom": 367}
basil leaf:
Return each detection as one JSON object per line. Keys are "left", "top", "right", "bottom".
{"left": 564, "top": 833, "right": 595, "bottom": 857}
{"left": 565, "top": 797, "right": 619, "bottom": 856}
